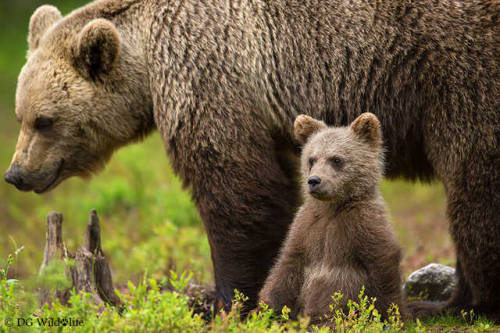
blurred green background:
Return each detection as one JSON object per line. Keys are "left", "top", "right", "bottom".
{"left": 0, "top": 0, "right": 452, "bottom": 289}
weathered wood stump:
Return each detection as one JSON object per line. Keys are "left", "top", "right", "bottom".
{"left": 39, "top": 209, "right": 121, "bottom": 308}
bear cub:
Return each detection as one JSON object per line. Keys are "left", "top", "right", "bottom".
{"left": 259, "top": 113, "right": 404, "bottom": 322}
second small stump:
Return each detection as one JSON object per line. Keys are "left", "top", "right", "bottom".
{"left": 39, "top": 209, "right": 121, "bottom": 308}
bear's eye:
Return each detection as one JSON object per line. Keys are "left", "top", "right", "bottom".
{"left": 308, "top": 157, "right": 316, "bottom": 169}
{"left": 34, "top": 117, "right": 53, "bottom": 132}
{"left": 330, "top": 156, "right": 344, "bottom": 169}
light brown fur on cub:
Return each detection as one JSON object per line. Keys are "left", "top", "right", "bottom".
{"left": 260, "top": 113, "right": 404, "bottom": 322}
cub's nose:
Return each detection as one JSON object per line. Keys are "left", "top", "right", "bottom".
{"left": 4, "top": 165, "right": 30, "bottom": 191}
{"left": 308, "top": 176, "right": 321, "bottom": 191}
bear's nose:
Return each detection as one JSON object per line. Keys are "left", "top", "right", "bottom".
{"left": 308, "top": 176, "right": 321, "bottom": 191}
{"left": 4, "top": 165, "right": 31, "bottom": 191}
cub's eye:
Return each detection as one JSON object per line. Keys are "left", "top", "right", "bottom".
{"left": 330, "top": 156, "right": 344, "bottom": 169}
{"left": 308, "top": 157, "right": 316, "bottom": 169}
{"left": 34, "top": 117, "right": 53, "bottom": 132}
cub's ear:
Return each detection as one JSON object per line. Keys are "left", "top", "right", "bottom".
{"left": 294, "top": 115, "right": 327, "bottom": 144}
{"left": 350, "top": 113, "right": 382, "bottom": 147}
{"left": 74, "top": 19, "right": 120, "bottom": 80}
{"left": 29, "top": 5, "right": 62, "bottom": 50}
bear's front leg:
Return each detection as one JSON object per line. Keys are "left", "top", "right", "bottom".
{"left": 167, "top": 115, "right": 301, "bottom": 313}
{"left": 259, "top": 232, "right": 307, "bottom": 318}
{"left": 204, "top": 148, "right": 300, "bottom": 312}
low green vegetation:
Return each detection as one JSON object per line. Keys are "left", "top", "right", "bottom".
{"left": 1, "top": 254, "right": 496, "bottom": 332}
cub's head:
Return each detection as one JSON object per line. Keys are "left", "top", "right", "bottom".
{"left": 294, "top": 113, "right": 384, "bottom": 202}
{"left": 4, "top": 5, "right": 153, "bottom": 193}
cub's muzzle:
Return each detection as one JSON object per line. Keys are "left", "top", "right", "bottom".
{"left": 308, "top": 176, "right": 322, "bottom": 192}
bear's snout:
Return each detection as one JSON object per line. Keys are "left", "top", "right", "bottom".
{"left": 308, "top": 176, "right": 321, "bottom": 192}
{"left": 5, "top": 159, "right": 64, "bottom": 194}
{"left": 4, "top": 165, "right": 32, "bottom": 191}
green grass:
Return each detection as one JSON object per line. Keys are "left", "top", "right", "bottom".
{"left": 1, "top": 257, "right": 497, "bottom": 332}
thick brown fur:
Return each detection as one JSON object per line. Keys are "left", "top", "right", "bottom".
{"left": 259, "top": 113, "right": 404, "bottom": 323}
{"left": 5, "top": 0, "right": 499, "bottom": 318}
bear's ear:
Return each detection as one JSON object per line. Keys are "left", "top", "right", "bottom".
{"left": 294, "top": 115, "right": 327, "bottom": 144}
{"left": 29, "top": 5, "right": 62, "bottom": 50}
{"left": 350, "top": 113, "right": 382, "bottom": 147}
{"left": 74, "top": 19, "right": 120, "bottom": 80}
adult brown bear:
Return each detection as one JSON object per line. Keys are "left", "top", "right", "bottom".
{"left": 4, "top": 0, "right": 499, "bottom": 320}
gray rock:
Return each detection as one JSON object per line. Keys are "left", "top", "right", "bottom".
{"left": 404, "top": 263, "right": 457, "bottom": 302}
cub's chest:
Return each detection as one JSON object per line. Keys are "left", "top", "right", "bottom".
{"left": 303, "top": 220, "right": 355, "bottom": 268}
{"left": 301, "top": 220, "right": 364, "bottom": 294}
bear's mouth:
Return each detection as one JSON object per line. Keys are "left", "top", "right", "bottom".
{"left": 34, "top": 159, "right": 65, "bottom": 194}
{"left": 309, "top": 189, "right": 333, "bottom": 201}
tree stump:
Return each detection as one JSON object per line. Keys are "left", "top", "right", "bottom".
{"left": 39, "top": 209, "right": 121, "bottom": 308}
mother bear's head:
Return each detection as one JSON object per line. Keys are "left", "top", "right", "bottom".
{"left": 5, "top": 5, "right": 153, "bottom": 193}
